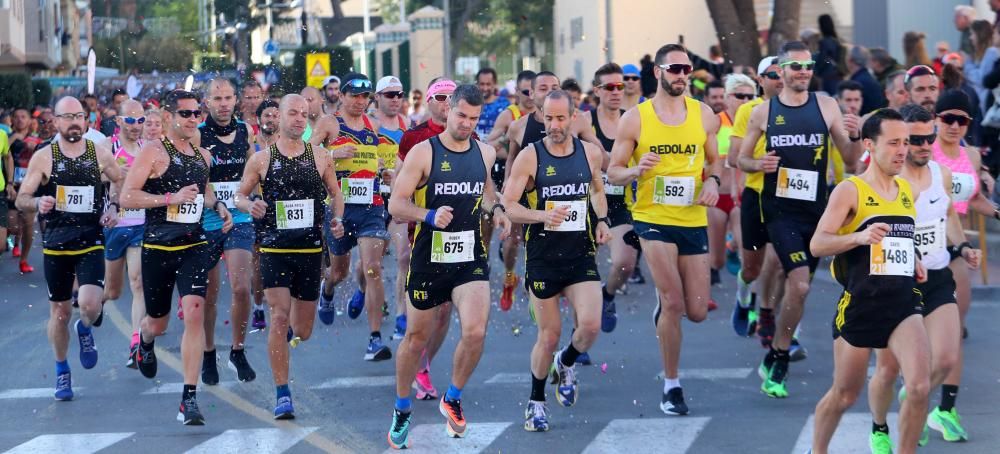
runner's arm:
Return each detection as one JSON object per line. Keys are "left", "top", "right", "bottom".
{"left": 607, "top": 108, "right": 641, "bottom": 185}
{"left": 504, "top": 119, "right": 524, "bottom": 181}
{"left": 235, "top": 151, "right": 265, "bottom": 214}
{"left": 96, "top": 145, "right": 123, "bottom": 204}
{"left": 702, "top": 105, "right": 723, "bottom": 190}
{"left": 810, "top": 180, "right": 861, "bottom": 257}
{"left": 387, "top": 142, "right": 433, "bottom": 223}
{"left": 824, "top": 97, "right": 862, "bottom": 166}
{"left": 319, "top": 152, "right": 345, "bottom": 220}
{"left": 727, "top": 136, "right": 743, "bottom": 170}
{"left": 584, "top": 141, "right": 609, "bottom": 219}
{"left": 487, "top": 110, "right": 512, "bottom": 154}
{"left": 737, "top": 104, "right": 767, "bottom": 173}
{"left": 574, "top": 114, "right": 608, "bottom": 170}
{"left": 120, "top": 143, "right": 171, "bottom": 209}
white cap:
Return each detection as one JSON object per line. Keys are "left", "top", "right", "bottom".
{"left": 322, "top": 75, "right": 341, "bottom": 88}
{"left": 376, "top": 76, "right": 403, "bottom": 93}
{"left": 757, "top": 56, "right": 778, "bottom": 75}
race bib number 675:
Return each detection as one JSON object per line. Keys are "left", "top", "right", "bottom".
{"left": 431, "top": 230, "right": 475, "bottom": 263}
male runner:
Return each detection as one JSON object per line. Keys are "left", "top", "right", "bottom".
{"left": 502, "top": 90, "right": 610, "bottom": 431}
{"left": 866, "top": 104, "right": 981, "bottom": 452}
{"left": 387, "top": 84, "right": 511, "bottom": 448}
{"left": 904, "top": 65, "right": 940, "bottom": 112}
{"left": 198, "top": 78, "right": 257, "bottom": 384}
{"left": 475, "top": 67, "right": 510, "bottom": 139}
{"left": 239, "top": 81, "right": 264, "bottom": 134}
{"left": 300, "top": 86, "right": 325, "bottom": 142}
{"left": 311, "top": 73, "right": 393, "bottom": 361}
{"left": 99, "top": 99, "right": 148, "bottom": 368}
{"left": 0, "top": 129, "right": 11, "bottom": 255}
{"left": 884, "top": 71, "right": 909, "bottom": 111}
{"left": 236, "top": 94, "right": 345, "bottom": 420}
{"left": 705, "top": 80, "right": 727, "bottom": 114}
{"left": 738, "top": 42, "right": 861, "bottom": 398}
{"left": 122, "top": 89, "right": 233, "bottom": 425}
{"left": 808, "top": 108, "right": 930, "bottom": 454}
{"left": 322, "top": 75, "right": 342, "bottom": 116}
{"left": 607, "top": 43, "right": 722, "bottom": 415}
{"left": 486, "top": 71, "right": 535, "bottom": 153}
{"left": 621, "top": 64, "right": 645, "bottom": 108}
{"left": 250, "top": 99, "right": 282, "bottom": 331}
{"left": 16, "top": 96, "right": 122, "bottom": 400}
{"left": 8, "top": 107, "right": 39, "bottom": 273}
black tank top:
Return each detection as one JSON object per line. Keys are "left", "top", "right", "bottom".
{"left": 522, "top": 113, "right": 547, "bottom": 147}
{"left": 142, "top": 139, "right": 209, "bottom": 248}
{"left": 259, "top": 143, "right": 326, "bottom": 251}
{"left": 410, "top": 136, "right": 488, "bottom": 272}
{"left": 200, "top": 121, "right": 250, "bottom": 183}
{"left": 525, "top": 138, "right": 596, "bottom": 267}
{"left": 762, "top": 93, "right": 829, "bottom": 222}
{"left": 590, "top": 109, "right": 624, "bottom": 152}
{"left": 38, "top": 140, "right": 104, "bottom": 251}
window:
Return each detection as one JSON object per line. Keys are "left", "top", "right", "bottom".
{"left": 570, "top": 17, "right": 583, "bottom": 48}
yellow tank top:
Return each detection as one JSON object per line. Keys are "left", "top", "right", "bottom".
{"left": 731, "top": 97, "right": 766, "bottom": 191}
{"left": 507, "top": 105, "right": 522, "bottom": 121}
{"left": 836, "top": 176, "right": 915, "bottom": 235}
{"left": 828, "top": 140, "right": 846, "bottom": 185}
{"left": 631, "top": 97, "right": 707, "bottom": 227}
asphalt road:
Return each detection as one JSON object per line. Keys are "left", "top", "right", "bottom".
{"left": 0, "top": 240, "right": 997, "bottom": 453}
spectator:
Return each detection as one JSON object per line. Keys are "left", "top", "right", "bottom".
{"left": 932, "top": 41, "right": 951, "bottom": 75}
{"left": 622, "top": 63, "right": 645, "bottom": 107}
{"left": 705, "top": 80, "right": 726, "bottom": 114}
{"left": 869, "top": 47, "right": 902, "bottom": 88}
{"left": 836, "top": 80, "right": 863, "bottom": 115}
{"left": 884, "top": 70, "right": 909, "bottom": 110}
{"left": 964, "top": 19, "right": 999, "bottom": 115}
{"left": 955, "top": 5, "right": 977, "bottom": 56}
{"left": 943, "top": 56, "right": 985, "bottom": 147}
{"left": 640, "top": 54, "right": 657, "bottom": 98}
{"left": 846, "top": 45, "right": 886, "bottom": 115}
{"left": 903, "top": 31, "right": 933, "bottom": 68}
{"left": 814, "top": 14, "right": 846, "bottom": 95}
{"left": 709, "top": 44, "right": 725, "bottom": 64}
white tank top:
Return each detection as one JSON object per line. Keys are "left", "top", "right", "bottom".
{"left": 914, "top": 161, "right": 950, "bottom": 270}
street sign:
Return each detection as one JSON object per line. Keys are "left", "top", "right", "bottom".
{"left": 264, "top": 40, "right": 281, "bottom": 57}
{"left": 265, "top": 67, "right": 280, "bottom": 85}
{"left": 305, "top": 53, "right": 330, "bottom": 89}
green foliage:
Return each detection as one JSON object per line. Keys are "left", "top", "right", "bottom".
{"left": 145, "top": 0, "right": 200, "bottom": 35}
{"left": 94, "top": 34, "right": 199, "bottom": 73}
{"left": 461, "top": 0, "right": 553, "bottom": 59}
{"left": 31, "top": 79, "right": 53, "bottom": 107}
{"left": 0, "top": 74, "right": 35, "bottom": 109}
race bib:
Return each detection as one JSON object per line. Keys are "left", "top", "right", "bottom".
{"left": 166, "top": 194, "right": 204, "bottom": 223}
{"left": 275, "top": 199, "right": 314, "bottom": 230}
{"left": 431, "top": 230, "right": 475, "bottom": 263}
{"left": 870, "top": 237, "right": 915, "bottom": 277}
{"left": 914, "top": 219, "right": 946, "bottom": 257}
{"left": 951, "top": 172, "right": 975, "bottom": 203}
{"left": 119, "top": 207, "right": 145, "bottom": 221}
{"left": 342, "top": 178, "right": 375, "bottom": 204}
{"left": 55, "top": 185, "right": 95, "bottom": 213}
{"left": 603, "top": 174, "right": 624, "bottom": 196}
{"left": 211, "top": 181, "right": 240, "bottom": 209}
{"left": 776, "top": 167, "right": 818, "bottom": 201}
{"left": 653, "top": 176, "right": 695, "bottom": 206}
{"left": 13, "top": 167, "right": 27, "bottom": 184}
{"left": 544, "top": 200, "right": 587, "bottom": 232}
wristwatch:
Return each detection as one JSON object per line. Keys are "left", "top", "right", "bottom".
{"left": 598, "top": 216, "right": 611, "bottom": 226}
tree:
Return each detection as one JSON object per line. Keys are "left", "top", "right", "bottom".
{"left": 705, "top": 0, "right": 761, "bottom": 66}
{"left": 0, "top": 74, "right": 34, "bottom": 109}
{"left": 768, "top": 0, "right": 802, "bottom": 55}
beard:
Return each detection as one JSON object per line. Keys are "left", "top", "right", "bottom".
{"left": 547, "top": 128, "right": 568, "bottom": 144}
{"left": 261, "top": 123, "right": 278, "bottom": 136}
{"left": 64, "top": 127, "right": 84, "bottom": 143}
{"left": 660, "top": 76, "right": 686, "bottom": 97}
{"left": 449, "top": 129, "right": 472, "bottom": 142}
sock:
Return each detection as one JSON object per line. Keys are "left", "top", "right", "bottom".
{"left": 763, "top": 348, "right": 777, "bottom": 368}
{"left": 276, "top": 384, "right": 291, "bottom": 399}
{"left": 793, "top": 325, "right": 802, "bottom": 339}
{"left": 602, "top": 286, "right": 615, "bottom": 301}
{"left": 204, "top": 349, "right": 216, "bottom": 359}
{"left": 322, "top": 286, "right": 334, "bottom": 300}
{"left": 131, "top": 331, "right": 140, "bottom": 346}
{"left": 760, "top": 307, "right": 774, "bottom": 320}
{"left": 560, "top": 343, "right": 582, "bottom": 367}
{"left": 663, "top": 377, "right": 681, "bottom": 393}
{"left": 940, "top": 384, "right": 959, "bottom": 411}
{"left": 395, "top": 396, "right": 412, "bottom": 412}
{"left": 736, "top": 270, "right": 752, "bottom": 307}
{"left": 445, "top": 383, "right": 462, "bottom": 401}
{"left": 182, "top": 384, "right": 196, "bottom": 400}
{"left": 530, "top": 373, "right": 547, "bottom": 402}
{"left": 370, "top": 331, "right": 381, "bottom": 342}
{"left": 872, "top": 421, "right": 889, "bottom": 435}
{"left": 140, "top": 337, "right": 155, "bottom": 352}
{"left": 77, "top": 321, "right": 91, "bottom": 334}
{"left": 55, "top": 360, "right": 70, "bottom": 375}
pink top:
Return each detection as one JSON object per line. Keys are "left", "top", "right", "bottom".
{"left": 113, "top": 139, "right": 145, "bottom": 227}
{"left": 931, "top": 141, "right": 979, "bottom": 215}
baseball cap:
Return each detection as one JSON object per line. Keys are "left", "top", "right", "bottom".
{"left": 757, "top": 56, "right": 778, "bottom": 75}
{"left": 322, "top": 75, "right": 341, "bottom": 88}
{"left": 376, "top": 76, "right": 403, "bottom": 93}
{"left": 340, "top": 73, "right": 373, "bottom": 94}
{"left": 622, "top": 64, "right": 640, "bottom": 76}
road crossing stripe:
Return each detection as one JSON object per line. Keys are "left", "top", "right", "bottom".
{"left": 141, "top": 381, "right": 240, "bottom": 395}
{"left": 791, "top": 412, "right": 899, "bottom": 453}
{"left": 312, "top": 375, "right": 396, "bottom": 389}
{"left": 486, "top": 368, "right": 752, "bottom": 385}
{"left": 582, "top": 417, "right": 711, "bottom": 454}
{"left": 187, "top": 427, "right": 318, "bottom": 453}
{"left": 0, "top": 388, "right": 84, "bottom": 399}
{"left": 3, "top": 432, "right": 133, "bottom": 454}
{"left": 380, "top": 422, "right": 511, "bottom": 454}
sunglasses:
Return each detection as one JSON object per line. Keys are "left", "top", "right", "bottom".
{"left": 601, "top": 82, "right": 625, "bottom": 91}
{"left": 55, "top": 112, "right": 87, "bottom": 121}
{"left": 731, "top": 93, "right": 755, "bottom": 101}
{"left": 762, "top": 71, "right": 781, "bottom": 80}
{"left": 344, "top": 78, "right": 373, "bottom": 90}
{"left": 380, "top": 91, "right": 405, "bottom": 99}
{"left": 780, "top": 60, "right": 815, "bottom": 71}
{"left": 938, "top": 113, "right": 971, "bottom": 127}
{"left": 904, "top": 65, "right": 936, "bottom": 85}
{"left": 432, "top": 94, "right": 451, "bottom": 102}
{"left": 909, "top": 133, "right": 936, "bottom": 146}
{"left": 624, "top": 76, "right": 640, "bottom": 82}
{"left": 520, "top": 89, "right": 531, "bottom": 96}
{"left": 658, "top": 63, "right": 693, "bottom": 75}
{"left": 120, "top": 116, "right": 146, "bottom": 125}
{"left": 174, "top": 109, "right": 202, "bottom": 119}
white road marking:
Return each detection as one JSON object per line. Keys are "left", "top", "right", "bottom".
{"left": 186, "top": 427, "right": 318, "bottom": 453}
{"left": 792, "top": 412, "right": 899, "bottom": 453}
{"left": 583, "top": 417, "right": 711, "bottom": 454}
{"left": 4, "top": 432, "right": 132, "bottom": 454}
{"left": 380, "top": 422, "right": 511, "bottom": 454}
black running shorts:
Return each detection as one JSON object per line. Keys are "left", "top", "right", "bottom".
{"left": 917, "top": 267, "right": 957, "bottom": 317}
{"left": 832, "top": 288, "right": 924, "bottom": 349}
{"left": 141, "top": 244, "right": 210, "bottom": 319}
{"left": 406, "top": 261, "right": 490, "bottom": 310}
{"left": 44, "top": 249, "right": 105, "bottom": 302}
{"left": 766, "top": 217, "right": 819, "bottom": 274}
{"left": 261, "top": 252, "right": 322, "bottom": 301}
{"left": 524, "top": 261, "right": 600, "bottom": 300}
{"left": 740, "top": 188, "right": 769, "bottom": 252}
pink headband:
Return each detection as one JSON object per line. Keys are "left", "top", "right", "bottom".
{"left": 426, "top": 80, "right": 457, "bottom": 102}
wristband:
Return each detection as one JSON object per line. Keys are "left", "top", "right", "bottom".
{"left": 957, "top": 241, "right": 972, "bottom": 255}
{"left": 849, "top": 135, "right": 861, "bottom": 142}
{"left": 598, "top": 216, "right": 611, "bottom": 226}
{"left": 108, "top": 202, "right": 120, "bottom": 211}
{"left": 707, "top": 175, "right": 721, "bottom": 186}
{"left": 214, "top": 200, "right": 227, "bottom": 212}
{"left": 424, "top": 209, "right": 437, "bottom": 225}
{"left": 491, "top": 203, "right": 506, "bottom": 216}
{"left": 165, "top": 192, "right": 171, "bottom": 206}
{"left": 249, "top": 194, "right": 261, "bottom": 202}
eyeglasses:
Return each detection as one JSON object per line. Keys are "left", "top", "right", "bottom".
{"left": 380, "top": 91, "right": 405, "bottom": 99}
{"left": 658, "top": 63, "right": 693, "bottom": 75}
{"left": 780, "top": 60, "right": 815, "bottom": 71}
{"left": 120, "top": 116, "right": 146, "bottom": 125}
{"left": 904, "top": 65, "right": 936, "bottom": 85}
{"left": 600, "top": 82, "right": 625, "bottom": 91}
{"left": 909, "top": 133, "right": 937, "bottom": 146}
{"left": 520, "top": 89, "right": 531, "bottom": 96}
{"left": 761, "top": 71, "right": 781, "bottom": 80}
{"left": 432, "top": 94, "right": 451, "bottom": 102}
{"left": 938, "top": 113, "right": 971, "bottom": 127}
{"left": 623, "top": 76, "right": 640, "bottom": 82}
{"left": 731, "top": 93, "right": 755, "bottom": 101}
{"left": 174, "top": 109, "right": 202, "bottom": 119}
{"left": 55, "top": 112, "right": 87, "bottom": 121}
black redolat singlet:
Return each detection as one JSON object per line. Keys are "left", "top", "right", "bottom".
{"left": 259, "top": 143, "right": 325, "bottom": 252}
{"left": 410, "top": 136, "right": 487, "bottom": 271}
{"left": 762, "top": 93, "right": 829, "bottom": 222}
{"left": 525, "top": 138, "right": 595, "bottom": 267}
{"left": 522, "top": 113, "right": 547, "bottom": 147}
{"left": 142, "top": 139, "right": 209, "bottom": 249}
{"left": 38, "top": 140, "right": 104, "bottom": 252}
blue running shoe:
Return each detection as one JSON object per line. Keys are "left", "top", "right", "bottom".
{"left": 731, "top": 293, "right": 756, "bottom": 337}
{"left": 387, "top": 408, "right": 412, "bottom": 449}
{"left": 365, "top": 336, "right": 392, "bottom": 361}
{"left": 392, "top": 315, "right": 406, "bottom": 340}
{"left": 726, "top": 248, "right": 741, "bottom": 276}
{"left": 523, "top": 400, "right": 550, "bottom": 432}
{"left": 600, "top": 285, "right": 617, "bottom": 333}
{"left": 789, "top": 338, "right": 808, "bottom": 362}
{"left": 317, "top": 279, "right": 336, "bottom": 325}
{"left": 75, "top": 320, "right": 98, "bottom": 369}
{"left": 274, "top": 395, "right": 295, "bottom": 420}
{"left": 575, "top": 351, "right": 592, "bottom": 366}
{"left": 348, "top": 289, "right": 365, "bottom": 320}
{"left": 54, "top": 371, "right": 73, "bottom": 401}
{"left": 550, "top": 353, "right": 578, "bottom": 407}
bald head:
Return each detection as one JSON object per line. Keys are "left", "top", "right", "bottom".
{"left": 205, "top": 78, "right": 237, "bottom": 123}
{"left": 300, "top": 87, "right": 323, "bottom": 119}
{"left": 54, "top": 96, "right": 84, "bottom": 115}
{"left": 119, "top": 99, "right": 144, "bottom": 117}
{"left": 280, "top": 94, "right": 310, "bottom": 139}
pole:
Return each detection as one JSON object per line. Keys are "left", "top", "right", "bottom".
{"left": 398, "top": 0, "right": 405, "bottom": 23}
{"left": 443, "top": 0, "right": 451, "bottom": 78}
{"left": 604, "top": 0, "right": 612, "bottom": 62}
{"left": 362, "top": 0, "right": 370, "bottom": 75}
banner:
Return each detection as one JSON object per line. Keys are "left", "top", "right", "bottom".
{"left": 306, "top": 53, "right": 330, "bottom": 89}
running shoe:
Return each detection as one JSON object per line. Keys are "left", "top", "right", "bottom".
{"left": 869, "top": 431, "right": 893, "bottom": 454}
{"left": 789, "top": 338, "right": 808, "bottom": 362}
{"left": 757, "top": 310, "right": 776, "bottom": 348}
{"left": 927, "top": 407, "right": 968, "bottom": 442}
{"left": 920, "top": 424, "right": 930, "bottom": 446}
{"left": 387, "top": 408, "right": 412, "bottom": 449}
{"left": 725, "top": 247, "right": 741, "bottom": 276}
{"left": 575, "top": 351, "right": 592, "bottom": 366}
{"left": 761, "top": 358, "right": 789, "bottom": 398}
{"left": 392, "top": 314, "right": 406, "bottom": 340}
{"left": 707, "top": 299, "right": 718, "bottom": 312}
{"left": 317, "top": 279, "right": 336, "bottom": 325}
{"left": 137, "top": 341, "right": 157, "bottom": 378}
{"left": 601, "top": 285, "right": 617, "bottom": 333}
{"left": 439, "top": 396, "right": 467, "bottom": 438}
{"left": 274, "top": 395, "right": 295, "bottom": 420}
{"left": 710, "top": 268, "right": 720, "bottom": 286}
{"left": 550, "top": 353, "right": 578, "bottom": 407}
{"left": 75, "top": 320, "right": 98, "bottom": 369}
{"left": 252, "top": 308, "right": 267, "bottom": 330}
{"left": 628, "top": 266, "right": 645, "bottom": 284}
{"left": 365, "top": 336, "right": 392, "bottom": 361}
{"left": 11, "top": 244, "right": 20, "bottom": 257}
{"left": 660, "top": 387, "right": 689, "bottom": 415}
{"left": 523, "top": 400, "right": 550, "bottom": 432}
{"left": 54, "top": 371, "right": 73, "bottom": 401}
{"left": 500, "top": 272, "right": 517, "bottom": 311}
{"left": 126, "top": 343, "right": 138, "bottom": 369}
{"left": 19, "top": 260, "right": 33, "bottom": 273}
{"left": 177, "top": 397, "right": 205, "bottom": 425}
{"left": 414, "top": 370, "right": 438, "bottom": 400}
{"left": 228, "top": 349, "right": 257, "bottom": 382}
{"left": 347, "top": 289, "right": 365, "bottom": 319}
{"left": 731, "top": 293, "right": 756, "bottom": 337}
{"left": 202, "top": 350, "right": 219, "bottom": 385}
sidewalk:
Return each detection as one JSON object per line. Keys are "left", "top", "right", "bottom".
{"left": 966, "top": 229, "right": 1000, "bottom": 300}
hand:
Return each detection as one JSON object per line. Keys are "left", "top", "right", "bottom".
{"left": 697, "top": 178, "right": 720, "bottom": 207}
{"left": 963, "top": 247, "right": 982, "bottom": 269}
{"left": 173, "top": 184, "right": 199, "bottom": 205}
{"left": 330, "top": 216, "right": 345, "bottom": 238}
{"left": 100, "top": 208, "right": 119, "bottom": 228}
{"left": 5, "top": 186, "right": 14, "bottom": 201}
{"left": 595, "top": 221, "right": 611, "bottom": 244}
{"left": 542, "top": 204, "right": 571, "bottom": 228}
{"left": 853, "top": 222, "right": 890, "bottom": 245}
{"left": 434, "top": 206, "right": 454, "bottom": 229}
{"left": 250, "top": 199, "right": 268, "bottom": 219}
{"left": 219, "top": 208, "right": 234, "bottom": 233}
{"left": 494, "top": 211, "right": 512, "bottom": 241}
{"left": 330, "top": 144, "right": 357, "bottom": 160}
{"left": 843, "top": 113, "right": 861, "bottom": 138}
{"left": 636, "top": 152, "right": 660, "bottom": 176}
{"left": 36, "top": 195, "right": 56, "bottom": 214}
{"left": 760, "top": 151, "right": 780, "bottom": 173}
{"left": 381, "top": 168, "right": 395, "bottom": 186}
{"left": 915, "top": 260, "right": 927, "bottom": 284}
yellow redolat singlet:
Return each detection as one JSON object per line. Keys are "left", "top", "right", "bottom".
{"left": 732, "top": 97, "right": 766, "bottom": 191}
{"left": 631, "top": 97, "right": 707, "bottom": 227}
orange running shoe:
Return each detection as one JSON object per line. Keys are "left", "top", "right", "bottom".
{"left": 19, "top": 260, "right": 34, "bottom": 273}
{"left": 500, "top": 272, "right": 518, "bottom": 311}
